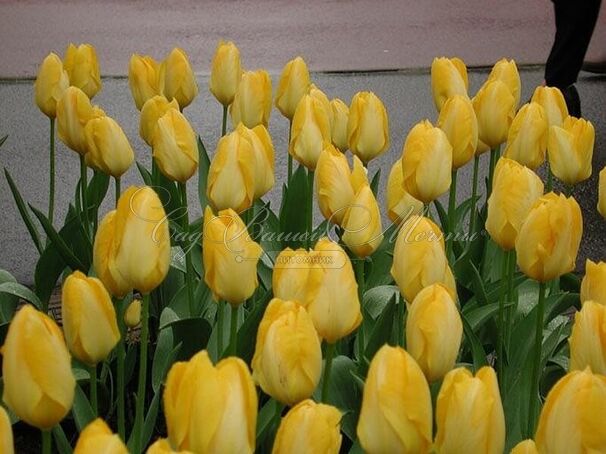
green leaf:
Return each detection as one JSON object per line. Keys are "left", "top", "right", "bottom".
{"left": 469, "top": 262, "right": 488, "bottom": 306}
{"left": 4, "top": 168, "right": 43, "bottom": 254}
{"left": 365, "top": 224, "right": 398, "bottom": 288}
{"left": 279, "top": 165, "right": 308, "bottom": 249}
{"left": 71, "top": 383, "right": 95, "bottom": 432}
{"left": 0, "top": 270, "right": 18, "bottom": 323}
{"left": 433, "top": 198, "right": 448, "bottom": 233}
{"left": 364, "top": 293, "right": 397, "bottom": 360}
{"left": 136, "top": 162, "right": 152, "bottom": 186}
{"left": 142, "top": 390, "right": 161, "bottom": 449}
{"left": 462, "top": 301, "right": 514, "bottom": 332}
{"left": 197, "top": 136, "right": 211, "bottom": 210}
{"left": 237, "top": 290, "right": 272, "bottom": 364}
{"left": 0, "top": 282, "right": 42, "bottom": 309}
{"left": 151, "top": 328, "right": 182, "bottom": 393}
{"left": 370, "top": 168, "right": 381, "bottom": 196}
{"left": 86, "top": 171, "right": 110, "bottom": 209}
{"left": 461, "top": 313, "right": 488, "bottom": 370}
{"left": 0, "top": 135, "right": 7, "bottom": 148}
{"left": 52, "top": 425, "right": 74, "bottom": 454}
{"left": 362, "top": 285, "right": 399, "bottom": 319}
{"left": 256, "top": 398, "right": 283, "bottom": 450}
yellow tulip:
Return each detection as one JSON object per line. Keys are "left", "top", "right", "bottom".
{"left": 503, "top": 102, "right": 548, "bottom": 170}
{"left": 230, "top": 69, "right": 272, "bottom": 128}
{"left": 124, "top": 299, "right": 142, "bottom": 328}
{"left": 386, "top": 159, "right": 424, "bottom": 225}
{"left": 342, "top": 185, "right": 384, "bottom": 257}
{"left": 307, "top": 238, "right": 362, "bottom": 343}
{"left": 289, "top": 94, "right": 332, "bottom": 170}
{"left": 535, "top": 368, "right": 606, "bottom": 453}
{"left": 569, "top": 300, "right": 606, "bottom": 374}
{"left": 147, "top": 438, "right": 194, "bottom": 453}
{"left": 139, "top": 95, "right": 180, "bottom": 146}
{"left": 357, "top": 345, "right": 433, "bottom": 454}
{"left": 203, "top": 206, "right": 263, "bottom": 306}
{"left": 236, "top": 123, "right": 275, "bottom": 199}
{"left": 391, "top": 215, "right": 456, "bottom": 303}
{"left": 61, "top": 271, "right": 120, "bottom": 365}
{"left": 34, "top": 52, "right": 69, "bottom": 118}
{"left": 74, "top": 418, "right": 128, "bottom": 454}
{"left": 511, "top": 439, "right": 538, "bottom": 454}
{"left": 315, "top": 144, "right": 356, "bottom": 225}
{"left": 515, "top": 192, "right": 582, "bottom": 282}
{"left": 152, "top": 109, "right": 199, "bottom": 182}
{"left": 309, "top": 84, "right": 333, "bottom": 125}
{"left": 128, "top": 54, "right": 161, "bottom": 110}
{"left": 486, "top": 58, "right": 521, "bottom": 108}
{"left": 581, "top": 259, "right": 606, "bottom": 305}
{"left": 330, "top": 98, "right": 349, "bottom": 152}
{"left": 273, "top": 400, "right": 342, "bottom": 454}
{"left": 164, "top": 351, "right": 257, "bottom": 453}
{"left": 272, "top": 248, "right": 313, "bottom": 305}
{"left": 531, "top": 86, "right": 568, "bottom": 127}
{"left": 209, "top": 40, "right": 242, "bottom": 106}
{"left": 2, "top": 305, "right": 75, "bottom": 429}
{"left": 406, "top": 283, "right": 462, "bottom": 382}
{"left": 64, "top": 43, "right": 102, "bottom": 98}
{"left": 431, "top": 57, "right": 469, "bottom": 112}
{"left": 159, "top": 48, "right": 198, "bottom": 109}
{"left": 401, "top": 120, "right": 453, "bottom": 203}
{"left": 275, "top": 56, "right": 311, "bottom": 120}
{"left": 252, "top": 298, "right": 322, "bottom": 406}
{"left": 473, "top": 79, "right": 516, "bottom": 149}
{"left": 56, "top": 86, "right": 102, "bottom": 155}
{"left": 0, "top": 406, "right": 13, "bottom": 454}
{"left": 347, "top": 91, "right": 390, "bottom": 164}
{"left": 437, "top": 94, "right": 478, "bottom": 169}
{"left": 435, "top": 366, "right": 505, "bottom": 454}
{"left": 548, "top": 116, "right": 595, "bottom": 186}
{"left": 84, "top": 115, "right": 135, "bottom": 177}
{"left": 599, "top": 166, "right": 606, "bottom": 219}
{"left": 486, "top": 158, "right": 544, "bottom": 251}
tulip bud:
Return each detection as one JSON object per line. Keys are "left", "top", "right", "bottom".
{"left": 472, "top": 79, "right": 516, "bottom": 149}
{"left": 159, "top": 48, "right": 198, "bottom": 109}
{"left": 273, "top": 400, "right": 342, "bottom": 454}
{"left": 147, "top": 438, "right": 192, "bottom": 453}
{"left": 315, "top": 144, "right": 356, "bottom": 225}
{"left": 140, "top": 95, "right": 180, "bottom": 146}
{"left": 230, "top": 69, "right": 272, "bottom": 128}
{"left": 330, "top": 98, "right": 349, "bottom": 152}
{"left": 386, "top": 159, "right": 423, "bottom": 225}
{"left": 273, "top": 248, "right": 312, "bottom": 305}
{"left": 531, "top": 86, "right": 568, "bottom": 127}
{"left": 401, "top": 120, "right": 453, "bottom": 203}
{"left": 152, "top": 109, "right": 199, "bottom": 183}
{"left": 569, "top": 300, "right": 606, "bottom": 374}
{"left": 236, "top": 124, "right": 275, "bottom": 199}
{"left": 535, "top": 368, "right": 606, "bottom": 454}
{"left": 310, "top": 84, "right": 333, "bottom": 124}
{"left": 486, "top": 58, "right": 521, "bottom": 108}
{"left": 74, "top": 418, "right": 128, "bottom": 454}
{"left": 437, "top": 95, "right": 478, "bottom": 169}
{"left": 0, "top": 406, "right": 13, "bottom": 454}
{"left": 64, "top": 43, "right": 102, "bottom": 98}
{"left": 431, "top": 57, "right": 469, "bottom": 112}
{"left": 203, "top": 206, "right": 263, "bottom": 306}
{"left": 56, "top": 86, "right": 101, "bottom": 155}
{"left": 84, "top": 116, "right": 135, "bottom": 178}
{"left": 391, "top": 215, "right": 456, "bottom": 303}
{"left": 128, "top": 54, "right": 161, "bottom": 110}
{"left": 342, "top": 185, "right": 384, "bottom": 258}
{"left": 599, "top": 166, "right": 606, "bottom": 219}
{"left": 289, "top": 94, "right": 332, "bottom": 170}
{"left": 34, "top": 53, "right": 69, "bottom": 118}
{"left": 252, "top": 299, "right": 322, "bottom": 406}
{"left": 435, "top": 367, "right": 505, "bottom": 454}
{"left": 357, "top": 345, "right": 433, "bottom": 453}
{"left": 306, "top": 238, "right": 362, "bottom": 343}
{"left": 548, "top": 116, "right": 595, "bottom": 186}
{"left": 164, "top": 351, "right": 257, "bottom": 453}
{"left": 2, "top": 306, "right": 75, "bottom": 429}
{"left": 209, "top": 40, "right": 242, "bottom": 106}
{"left": 275, "top": 56, "right": 311, "bottom": 120}
{"left": 347, "top": 91, "right": 390, "bottom": 164}
{"left": 124, "top": 299, "right": 142, "bottom": 328}
{"left": 503, "top": 102, "right": 548, "bottom": 170}
{"left": 486, "top": 158, "right": 544, "bottom": 251}
{"left": 515, "top": 192, "right": 583, "bottom": 283}
{"left": 511, "top": 440, "right": 538, "bottom": 454}
{"left": 581, "top": 260, "right": 606, "bottom": 305}
{"left": 406, "top": 283, "right": 463, "bottom": 382}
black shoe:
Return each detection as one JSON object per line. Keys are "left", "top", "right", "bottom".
{"left": 561, "top": 84, "right": 581, "bottom": 117}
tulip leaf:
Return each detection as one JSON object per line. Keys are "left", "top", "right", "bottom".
{"left": 0, "top": 135, "right": 7, "bottom": 148}
{"left": 236, "top": 289, "right": 272, "bottom": 364}
{"left": 461, "top": 312, "right": 488, "bottom": 370}
{"left": 468, "top": 262, "right": 488, "bottom": 306}
{"left": 0, "top": 282, "right": 42, "bottom": 310}
{"left": 362, "top": 285, "right": 399, "bottom": 319}
{"left": 256, "top": 398, "right": 283, "bottom": 451}
{"left": 0, "top": 270, "right": 18, "bottom": 323}
{"left": 279, "top": 165, "right": 308, "bottom": 249}
{"left": 142, "top": 390, "right": 161, "bottom": 449}
{"left": 136, "top": 162, "right": 153, "bottom": 186}
{"left": 151, "top": 328, "right": 182, "bottom": 393}
{"left": 433, "top": 198, "right": 449, "bottom": 234}
{"left": 4, "top": 168, "right": 43, "bottom": 254}
{"left": 86, "top": 170, "right": 110, "bottom": 210}
{"left": 364, "top": 293, "right": 397, "bottom": 361}
{"left": 462, "top": 300, "right": 515, "bottom": 332}
{"left": 197, "top": 136, "right": 211, "bottom": 210}
{"left": 52, "top": 424, "right": 73, "bottom": 454}
{"left": 369, "top": 168, "right": 381, "bottom": 196}
{"left": 72, "top": 383, "right": 95, "bottom": 432}
{"left": 364, "top": 224, "right": 398, "bottom": 288}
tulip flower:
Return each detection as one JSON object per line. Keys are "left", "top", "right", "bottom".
{"left": 431, "top": 57, "right": 468, "bottom": 112}
{"left": 347, "top": 91, "right": 390, "bottom": 164}
{"left": 64, "top": 43, "right": 102, "bottom": 98}
{"left": 34, "top": 52, "right": 69, "bottom": 118}
{"left": 164, "top": 351, "right": 257, "bottom": 453}
{"left": 272, "top": 248, "right": 313, "bottom": 305}
{"left": 342, "top": 185, "right": 384, "bottom": 257}
{"left": 357, "top": 345, "right": 433, "bottom": 454}
{"left": 535, "top": 368, "right": 606, "bottom": 454}
{"left": 531, "top": 86, "right": 568, "bottom": 127}
{"left": 511, "top": 440, "right": 538, "bottom": 454}
{"left": 74, "top": 419, "right": 128, "bottom": 454}
{"left": 406, "top": 283, "right": 463, "bottom": 382}
{"left": 581, "top": 259, "right": 606, "bottom": 305}
{"left": 61, "top": 271, "right": 120, "bottom": 365}
{"left": 548, "top": 116, "right": 595, "bottom": 186}
{"left": 147, "top": 438, "right": 194, "bottom": 453}
{"left": 330, "top": 98, "right": 349, "bottom": 152}
{"left": 386, "top": 159, "right": 423, "bottom": 225}
{"left": 202, "top": 206, "right": 263, "bottom": 306}
{"left": 503, "top": 102, "right": 549, "bottom": 170}
{"left": 515, "top": 192, "right": 583, "bottom": 283}
{"left": 124, "top": 299, "right": 142, "bottom": 328}
{"left": 289, "top": 94, "right": 332, "bottom": 170}
{"left": 437, "top": 94, "right": 478, "bottom": 169}
{"left": 569, "top": 300, "right": 606, "bottom": 374}
{"left": 0, "top": 406, "right": 13, "bottom": 454}
{"left": 599, "top": 166, "right": 606, "bottom": 219}
{"left": 310, "top": 84, "right": 333, "bottom": 124}
{"left": 159, "top": 48, "right": 198, "bottom": 109}
{"left": 273, "top": 400, "right": 342, "bottom": 454}
{"left": 84, "top": 115, "right": 135, "bottom": 178}
{"left": 128, "top": 54, "right": 161, "bottom": 110}
{"left": 236, "top": 123, "right": 275, "bottom": 199}
{"left": 435, "top": 367, "right": 505, "bottom": 454}
{"left": 252, "top": 299, "right": 322, "bottom": 406}
{"left": 139, "top": 95, "right": 180, "bottom": 146}
{"left": 486, "top": 158, "right": 544, "bottom": 251}
{"left": 401, "top": 120, "right": 452, "bottom": 204}
{"left": 390, "top": 215, "right": 456, "bottom": 304}
{"left": 486, "top": 58, "right": 521, "bottom": 108}
{"left": 473, "top": 79, "right": 516, "bottom": 149}
{"left": 2, "top": 305, "right": 75, "bottom": 429}
{"left": 152, "top": 109, "right": 199, "bottom": 182}
{"left": 275, "top": 56, "right": 311, "bottom": 120}
{"left": 230, "top": 69, "right": 272, "bottom": 128}
{"left": 209, "top": 40, "right": 242, "bottom": 106}
{"left": 56, "top": 86, "right": 104, "bottom": 155}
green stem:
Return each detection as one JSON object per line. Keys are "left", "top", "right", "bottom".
{"left": 505, "top": 250, "right": 516, "bottom": 350}
{"left": 221, "top": 104, "right": 228, "bottom": 136}
{"left": 42, "top": 429, "right": 51, "bottom": 454}
{"left": 79, "top": 155, "right": 90, "bottom": 238}
{"left": 487, "top": 147, "right": 499, "bottom": 198}
{"left": 307, "top": 169, "right": 314, "bottom": 248}
{"left": 469, "top": 155, "right": 479, "bottom": 240}
{"left": 116, "top": 297, "right": 126, "bottom": 441}
{"left": 229, "top": 304, "right": 238, "bottom": 357}
{"left": 132, "top": 293, "right": 150, "bottom": 454}
{"left": 89, "top": 364, "right": 98, "bottom": 415}
{"left": 321, "top": 342, "right": 336, "bottom": 402}
{"left": 287, "top": 121, "right": 293, "bottom": 182}
{"left": 497, "top": 250, "right": 510, "bottom": 383}
{"left": 48, "top": 118, "right": 55, "bottom": 227}
{"left": 115, "top": 177, "right": 121, "bottom": 208}
{"left": 179, "top": 182, "right": 195, "bottom": 316}
{"left": 217, "top": 301, "right": 224, "bottom": 358}
{"left": 528, "top": 281, "right": 547, "bottom": 437}
{"left": 447, "top": 169, "right": 457, "bottom": 260}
